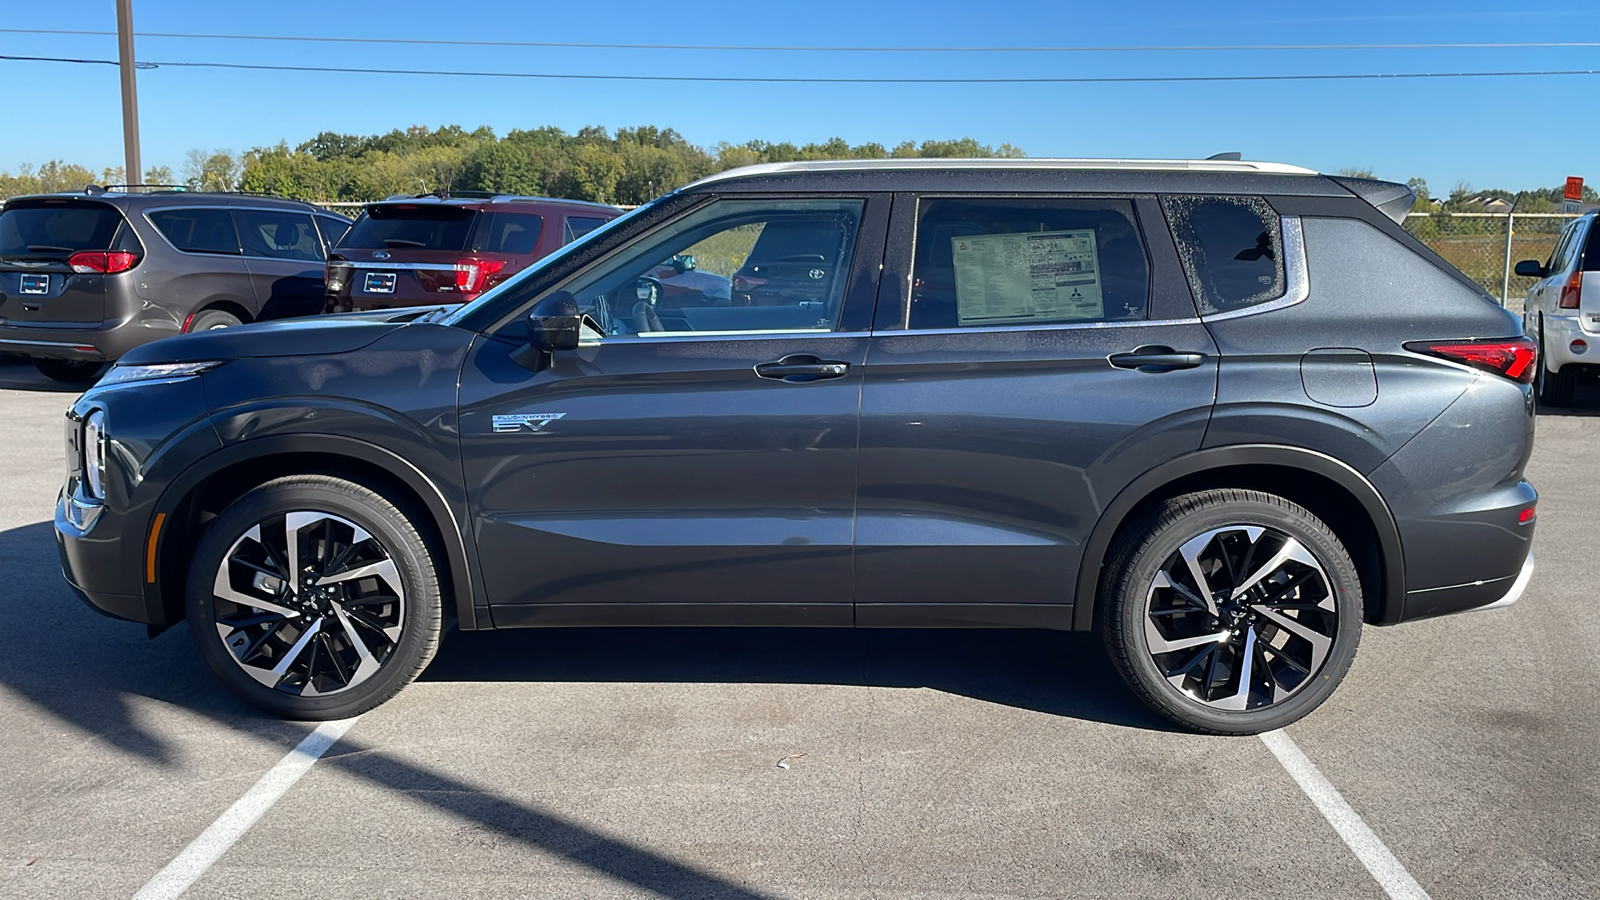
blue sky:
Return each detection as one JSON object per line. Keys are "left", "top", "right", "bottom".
{"left": 0, "top": 0, "right": 1593, "bottom": 191}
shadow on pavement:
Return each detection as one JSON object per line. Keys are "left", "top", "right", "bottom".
{"left": 0, "top": 355, "right": 95, "bottom": 393}
{"left": 422, "top": 626, "right": 1171, "bottom": 732}
{"left": 1536, "top": 378, "right": 1600, "bottom": 417}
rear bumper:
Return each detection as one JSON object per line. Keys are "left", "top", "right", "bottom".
{"left": 1402, "top": 550, "right": 1534, "bottom": 620}
{"left": 0, "top": 317, "right": 176, "bottom": 361}
{"left": 1542, "top": 313, "right": 1599, "bottom": 372}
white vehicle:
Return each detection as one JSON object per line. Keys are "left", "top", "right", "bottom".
{"left": 1520, "top": 210, "right": 1599, "bottom": 406}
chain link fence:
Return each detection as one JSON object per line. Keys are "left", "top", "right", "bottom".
{"left": 1403, "top": 212, "right": 1579, "bottom": 314}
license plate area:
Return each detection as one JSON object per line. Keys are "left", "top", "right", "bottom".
{"left": 363, "top": 272, "right": 396, "bottom": 294}
{"left": 19, "top": 274, "right": 49, "bottom": 295}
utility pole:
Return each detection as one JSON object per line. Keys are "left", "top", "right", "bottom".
{"left": 116, "top": 0, "right": 141, "bottom": 188}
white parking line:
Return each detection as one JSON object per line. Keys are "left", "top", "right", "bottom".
{"left": 133, "top": 717, "right": 362, "bottom": 900}
{"left": 1259, "top": 729, "right": 1430, "bottom": 900}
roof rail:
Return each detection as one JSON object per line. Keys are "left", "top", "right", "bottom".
{"left": 95, "top": 183, "right": 191, "bottom": 194}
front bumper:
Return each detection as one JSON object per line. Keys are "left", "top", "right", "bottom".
{"left": 56, "top": 490, "right": 149, "bottom": 623}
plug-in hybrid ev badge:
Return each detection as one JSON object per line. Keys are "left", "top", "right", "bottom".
{"left": 491, "top": 413, "right": 566, "bottom": 434}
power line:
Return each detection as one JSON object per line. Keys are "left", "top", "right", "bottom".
{"left": 4, "top": 54, "right": 1600, "bottom": 84}
{"left": 3, "top": 27, "right": 1600, "bottom": 53}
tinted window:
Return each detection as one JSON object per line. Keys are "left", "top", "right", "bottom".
{"left": 909, "top": 198, "right": 1149, "bottom": 329}
{"left": 560, "top": 198, "right": 863, "bottom": 337}
{"left": 1163, "top": 195, "right": 1285, "bottom": 314}
{"left": 341, "top": 205, "right": 475, "bottom": 251}
{"left": 0, "top": 202, "right": 125, "bottom": 256}
{"left": 316, "top": 216, "right": 351, "bottom": 249}
{"left": 1584, "top": 219, "right": 1600, "bottom": 273}
{"left": 472, "top": 212, "right": 543, "bottom": 255}
{"left": 565, "top": 216, "right": 609, "bottom": 243}
{"left": 233, "top": 209, "right": 322, "bottom": 261}
{"left": 148, "top": 208, "right": 241, "bottom": 255}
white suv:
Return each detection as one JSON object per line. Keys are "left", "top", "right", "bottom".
{"left": 1520, "top": 211, "right": 1599, "bottom": 406}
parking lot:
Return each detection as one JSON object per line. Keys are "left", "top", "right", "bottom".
{"left": 1, "top": 355, "right": 1596, "bottom": 900}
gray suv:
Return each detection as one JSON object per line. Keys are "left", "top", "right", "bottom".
{"left": 56, "top": 159, "right": 1538, "bottom": 734}
{"left": 0, "top": 187, "right": 351, "bottom": 381}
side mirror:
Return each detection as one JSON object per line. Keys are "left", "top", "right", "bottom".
{"left": 1513, "top": 260, "right": 1546, "bottom": 279}
{"left": 673, "top": 254, "right": 696, "bottom": 273}
{"left": 512, "top": 291, "right": 580, "bottom": 370}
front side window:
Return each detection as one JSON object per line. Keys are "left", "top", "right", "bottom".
{"left": 148, "top": 208, "right": 240, "bottom": 255}
{"left": 908, "top": 198, "right": 1150, "bottom": 329}
{"left": 1163, "top": 195, "right": 1285, "bottom": 314}
{"left": 560, "top": 198, "right": 863, "bottom": 337}
{"left": 233, "top": 209, "right": 322, "bottom": 261}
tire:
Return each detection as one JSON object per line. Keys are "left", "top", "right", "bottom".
{"left": 186, "top": 475, "right": 442, "bottom": 719}
{"left": 1536, "top": 322, "right": 1576, "bottom": 408}
{"left": 187, "top": 309, "right": 242, "bottom": 332}
{"left": 1100, "top": 489, "right": 1362, "bottom": 735}
{"left": 32, "top": 357, "right": 106, "bottom": 383}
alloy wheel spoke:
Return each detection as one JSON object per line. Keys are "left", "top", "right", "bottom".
{"left": 1230, "top": 537, "right": 1320, "bottom": 601}
{"left": 1252, "top": 606, "right": 1333, "bottom": 670}
{"left": 320, "top": 557, "right": 399, "bottom": 587}
{"left": 1177, "top": 534, "right": 1221, "bottom": 616}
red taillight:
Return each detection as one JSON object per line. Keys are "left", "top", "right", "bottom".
{"left": 1406, "top": 336, "right": 1539, "bottom": 384}
{"left": 67, "top": 251, "right": 140, "bottom": 274}
{"left": 1518, "top": 505, "right": 1536, "bottom": 524}
{"left": 1558, "top": 270, "right": 1583, "bottom": 309}
{"left": 455, "top": 257, "right": 508, "bottom": 294}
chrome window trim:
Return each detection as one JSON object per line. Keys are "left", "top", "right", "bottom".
{"left": 334, "top": 261, "right": 459, "bottom": 272}
{"left": 595, "top": 330, "right": 872, "bottom": 345}
{"left": 886, "top": 317, "right": 1203, "bottom": 337}
{"left": 1198, "top": 216, "right": 1309, "bottom": 322}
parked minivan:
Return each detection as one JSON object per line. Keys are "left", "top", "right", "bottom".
{"left": 57, "top": 159, "right": 1537, "bottom": 734}
{"left": 0, "top": 187, "right": 351, "bottom": 381}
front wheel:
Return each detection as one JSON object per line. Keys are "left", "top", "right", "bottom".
{"left": 1101, "top": 489, "right": 1362, "bottom": 735}
{"left": 186, "top": 475, "right": 442, "bottom": 719}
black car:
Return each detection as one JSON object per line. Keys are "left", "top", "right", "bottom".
{"left": 57, "top": 159, "right": 1537, "bottom": 734}
{"left": 0, "top": 186, "right": 350, "bottom": 381}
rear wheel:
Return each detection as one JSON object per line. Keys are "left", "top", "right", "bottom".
{"left": 186, "top": 475, "right": 442, "bottom": 719}
{"left": 187, "top": 309, "right": 243, "bottom": 332}
{"left": 1101, "top": 489, "right": 1362, "bottom": 735}
{"left": 32, "top": 358, "right": 106, "bottom": 383}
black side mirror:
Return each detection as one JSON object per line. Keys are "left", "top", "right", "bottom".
{"left": 1513, "top": 260, "right": 1546, "bottom": 279}
{"left": 512, "top": 291, "right": 581, "bottom": 370}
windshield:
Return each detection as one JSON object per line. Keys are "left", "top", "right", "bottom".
{"left": 439, "top": 202, "right": 655, "bottom": 327}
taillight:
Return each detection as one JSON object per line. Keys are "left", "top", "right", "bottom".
{"left": 455, "top": 257, "right": 508, "bottom": 294}
{"left": 1558, "top": 270, "right": 1583, "bottom": 309}
{"left": 1405, "top": 336, "right": 1539, "bottom": 384}
{"left": 325, "top": 261, "right": 350, "bottom": 294}
{"left": 67, "top": 251, "right": 140, "bottom": 274}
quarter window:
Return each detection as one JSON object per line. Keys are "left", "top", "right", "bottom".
{"left": 148, "top": 208, "right": 240, "bottom": 255}
{"left": 1163, "top": 195, "right": 1285, "bottom": 314}
{"left": 472, "top": 212, "right": 544, "bottom": 255}
{"left": 233, "top": 209, "right": 322, "bottom": 261}
{"left": 316, "top": 215, "right": 351, "bottom": 250}
{"left": 559, "top": 198, "right": 863, "bottom": 337}
{"left": 909, "top": 198, "right": 1150, "bottom": 329}
{"left": 565, "top": 216, "right": 610, "bottom": 243}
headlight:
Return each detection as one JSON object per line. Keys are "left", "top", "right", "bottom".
{"left": 98, "top": 360, "right": 227, "bottom": 387}
{"left": 82, "top": 409, "right": 106, "bottom": 501}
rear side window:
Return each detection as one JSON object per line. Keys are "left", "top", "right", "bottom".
{"left": 908, "top": 197, "right": 1149, "bottom": 329}
{"left": 316, "top": 215, "right": 351, "bottom": 249}
{"left": 0, "top": 202, "right": 126, "bottom": 256}
{"left": 565, "top": 215, "right": 610, "bottom": 243}
{"left": 1584, "top": 219, "right": 1600, "bottom": 273}
{"left": 233, "top": 209, "right": 322, "bottom": 261}
{"left": 1163, "top": 195, "right": 1285, "bottom": 314}
{"left": 341, "top": 205, "right": 475, "bottom": 251}
{"left": 148, "top": 208, "right": 241, "bottom": 255}
{"left": 471, "top": 212, "right": 543, "bottom": 255}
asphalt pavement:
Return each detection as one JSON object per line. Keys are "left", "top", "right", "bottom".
{"left": 1, "top": 355, "right": 1595, "bottom": 899}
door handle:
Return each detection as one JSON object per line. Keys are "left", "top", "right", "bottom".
{"left": 754, "top": 355, "right": 850, "bottom": 382}
{"left": 1108, "top": 345, "right": 1207, "bottom": 373}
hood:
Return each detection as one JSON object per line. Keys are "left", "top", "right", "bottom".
{"left": 118, "top": 308, "right": 442, "bottom": 365}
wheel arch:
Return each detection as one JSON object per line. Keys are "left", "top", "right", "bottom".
{"left": 1073, "top": 445, "right": 1406, "bottom": 631}
{"left": 183, "top": 299, "right": 254, "bottom": 332}
{"left": 146, "top": 434, "right": 478, "bottom": 633}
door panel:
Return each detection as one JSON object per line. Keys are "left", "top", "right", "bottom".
{"left": 459, "top": 333, "right": 866, "bottom": 626}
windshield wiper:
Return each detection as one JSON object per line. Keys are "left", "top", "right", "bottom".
{"left": 382, "top": 239, "right": 426, "bottom": 248}
{"left": 26, "top": 244, "right": 73, "bottom": 253}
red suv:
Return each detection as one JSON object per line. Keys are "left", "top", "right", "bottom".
{"left": 324, "top": 192, "right": 621, "bottom": 311}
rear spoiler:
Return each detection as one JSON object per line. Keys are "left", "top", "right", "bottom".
{"left": 1329, "top": 175, "right": 1416, "bottom": 225}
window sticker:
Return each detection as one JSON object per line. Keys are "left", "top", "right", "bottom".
{"left": 952, "top": 229, "right": 1104, "bottom": 326}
